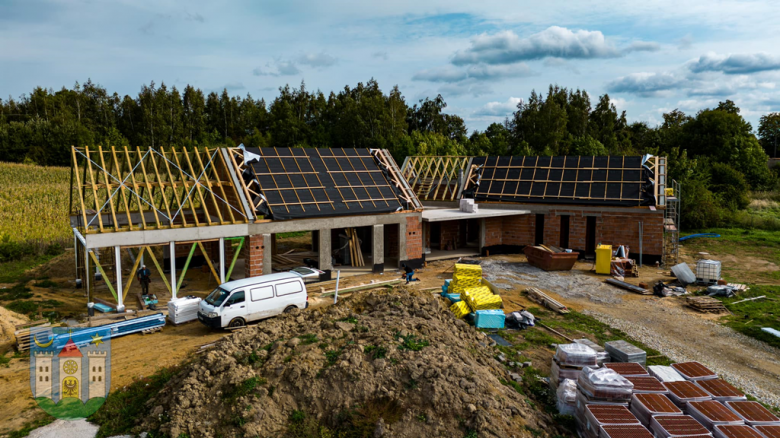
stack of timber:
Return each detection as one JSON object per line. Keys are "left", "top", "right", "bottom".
{"left": 272, "top": 250, "right": 319, "bottom": 270}
{"left": 14, "top": 320, "right": 51, "bottom": 352}
{"left": 345, "top": 228, "right": 364, "bottom": 267}
{"left": 686, "top": 296, "right": 729, "bottom": 313}
{"left": 526, "top": 287, "right": 570, "bottom": 313}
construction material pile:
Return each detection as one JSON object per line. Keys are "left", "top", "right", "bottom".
{"left": 549, "top": 336, "right": 779, "bottom": 438}
{"left": 443, "top": 264, "right": 505, "bottom": 329}
{"left": 141, "top": 287, "right": 549, "bottom": 438}
{"left": 167, "top": 296, "right": 202, "bottom": 325}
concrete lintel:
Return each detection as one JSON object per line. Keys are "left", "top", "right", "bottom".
{"left": 248, "top": 212, "right": 419, "bottom": 235}
{"left": 555, "top": 212, "right": 574, "bottom": 216}
{"left": 318, "top": 229, "right": 333, "bottom": 271}
{"left": 372, "top": 225, "right": 384, "bottom": 266}
{"left": 84, "top": 223, "right": 250, "bottom": 249}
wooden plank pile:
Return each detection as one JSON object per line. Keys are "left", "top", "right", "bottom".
{"left": 14, "top": 320, "right": 51, "bottom": 352}
{"left": 272, "top": 250, "right": 319, "bottom": 270}
{"left": 686, "top": 296, "right": 729, "bottom": 313}
{"left": 345, "top": 228, "right": 365, "bottom": 267}
{"left": 526, "top": 287, "right": 570, "bottom": 314}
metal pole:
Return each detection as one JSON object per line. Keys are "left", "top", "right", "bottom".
{"left": 334, "top": 270, "right": 341, "bottom": 304}
{"left": 219, "top": 237, "right": 225, "bottom": 283}
{"left": 85, "top": 246, "right": 90, "bottom": 303}
{"left": 74, "top": 234, "right": 78, "bottom": 283}
{"left": 115, "top": 246, "right": 124, "bottom": 312}
{"left": 170, "top": 242, "right": 177, "bottom": 299}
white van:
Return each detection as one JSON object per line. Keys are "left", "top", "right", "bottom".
{"left": 197, "top": 272, "right": 308, "bottom": 329}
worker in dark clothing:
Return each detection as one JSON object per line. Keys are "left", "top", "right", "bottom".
{"left": 401, "top": 263, "right": 419, "bottom": 284}
{"left": 138, "top": 265, "right": 152, "bottom": 295}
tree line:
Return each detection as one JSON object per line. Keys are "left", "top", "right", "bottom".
{"left": 1, "top": 79, "right": 779, "bottom": 228}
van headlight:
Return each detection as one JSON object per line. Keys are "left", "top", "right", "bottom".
{"left": 208, "top": 312, "right": 218, "bottom": 318}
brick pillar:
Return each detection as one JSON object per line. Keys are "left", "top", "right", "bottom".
{"left": 245, "top": 234, "right": 265, "bottom": 278}
{"left": 405, "top": 216, "right": 423, "bottom": 261}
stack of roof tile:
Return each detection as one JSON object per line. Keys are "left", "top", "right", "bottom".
{"left": 630, "top": 393, "right": 682, "bottom": 427}
{"left": 687, "top": 400, "right": 744, "bottom": 430}
{"left": 664, "top": 381, "right": 713, "bottom": 411}
{"left": 725, "top": 401, "right": 780, "bottom": 427}
{"left": 650, "top": 415, "right": 713, "bottom": 438}
{"left": 696, "top": 379, "right": 747, "bottom": 403}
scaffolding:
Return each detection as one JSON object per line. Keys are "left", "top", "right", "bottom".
{"left": 663, "top": 179, "right": 681, "bottom": 267}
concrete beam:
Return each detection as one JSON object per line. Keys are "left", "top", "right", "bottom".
{"left": 263, "top": 234, "right": 272, "bottom": 275}
{"left": 372, "top": 225, "right": 384, "bottom": 272}
{"left": 248, "top": 212, "right": 419, "bottom": 235}
{"left": 398, "top": 221, "right": 407, "bottom": 263}
{"left": 84, "top": 223, "right": 250, "bottom": 249}
{"left": 318, "top": 229, "right": 333, "bottom": 271}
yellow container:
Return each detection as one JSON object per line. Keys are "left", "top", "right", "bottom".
{"left": 595, "top": 244, "right": 612, "bottom": 275}
{"left": 665, "top": 187, "right": 674, "bottom": 197}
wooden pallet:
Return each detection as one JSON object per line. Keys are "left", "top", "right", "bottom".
{"left": 525, "top": 287, "right": 570, "bottom": 314}
{"left": 14, "top": 321, "right": 52, "bottom": 352}
{"left": 686, "top": 296, "right": 728, "bottom": 313}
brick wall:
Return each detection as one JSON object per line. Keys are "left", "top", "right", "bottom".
{"left": 384, "top": 224, "right": 399, "bottom": 258}
{"left": 244, "top": 234, "right": 264, "bottom": 278}
{"left": 501, "top": 215, "right": 535, "bottom": 246}
{"left": 543, "top": 214, "right": 561, "bottom": 246}
{"left": 439, "top": 221, "right": 461, "bottom": 250}
{"left": 406, "top": 216, "right": 423, "bottom": 260}
{"left": 484, "top": 217, "right": 503, "bottom": 246}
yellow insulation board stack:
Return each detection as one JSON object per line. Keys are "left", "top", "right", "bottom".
{"left": 448, "top": 263, "right": 483, "bottom": 295}
{"left": 450, "top": 300, "right": 471, "bottom": 319}
{"left": 461, "top": 285, "right": 503, "bottom": 311}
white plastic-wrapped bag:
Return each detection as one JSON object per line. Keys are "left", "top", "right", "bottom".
{"left": 556, "top": 378, "right": 577, "bottom": 416}
{"left": 578, "top": 366, "right": 634, "bottom": 401}
{"left": 554, "top": 343, "right": 598, "bottom": 367}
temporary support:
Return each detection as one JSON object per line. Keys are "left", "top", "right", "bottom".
{"left": 114, "top": 246, "right": 124, "bottom": 311}
{"left": 219, "top": 237, "right": 226, "bottom": 283}
{"left": 170, "top": 242, "right": 177, "bottom": 299}
{"left": 176, "top": 243, "right": 197, "bottom": 294}
{"left": 224, "top": 236, "right": 245, "bottom": 281}
{"left": 372, "top": 224, "right": 384, "bottom": 273}
{"left": 88, "top": 250, "right": 117, "bottom": 302}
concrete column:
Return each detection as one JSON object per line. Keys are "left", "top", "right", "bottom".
{"left": 219, "top": 237, "right": 225, "bottom": 283}
{"left": 479, "top": 218, "right": 487, "bottom": 252}
{"left": 170, "top": 241, "right": 176, "bottom": 299}
{"left": 318, "top": 229, "right": 333, "bottom": 271}
{"left": 398, "top": 221, "right": 408, "bottom": 264}
{"left": 115, "top": 246, "right": 124, "bottom": 312}
{"left": 263, "top": 234, "right": 272, "bottom": 275}
{"left": 372, "top": 224, "right": 384, "bottom": 273}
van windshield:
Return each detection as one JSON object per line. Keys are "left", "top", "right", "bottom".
{"left": 205, "top": 287, "right": 229, "bottom": 306}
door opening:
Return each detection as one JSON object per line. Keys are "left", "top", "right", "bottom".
{"left": 585, "top": 216, "right": 597, "bottom": 255}
{"left": 534, "top": 214, "right": 545, "bottom": 246}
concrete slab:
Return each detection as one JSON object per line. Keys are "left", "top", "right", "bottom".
{"left": 421, "top": 208, "right": 529, "bottom": 222}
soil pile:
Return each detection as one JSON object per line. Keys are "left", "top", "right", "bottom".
{"left": 141, "top": 287, "right": 556, "bottom": 438}
{"left": 0, "top": 305, "right": 28, "bottom": 352}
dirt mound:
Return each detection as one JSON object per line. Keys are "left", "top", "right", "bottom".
{"left": 0, "top": 305, "right": 28, "bottom": 352}
{"left": 141, "top": 287, "right": 555, "bottom": 438}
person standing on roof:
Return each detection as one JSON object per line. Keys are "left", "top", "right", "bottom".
{"left": 137, "top": 265, "right": 152, "bottom": 295}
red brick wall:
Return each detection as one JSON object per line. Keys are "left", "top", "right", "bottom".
{"left": 484, "top": 217, "right": 503, "bottom": 246}
{"left": 384, "top": 224, "right": 399, "bottom": 258}
{"left": 501, "top": 215, "right": 535, "bottom": 246}
{"left": 542, "top": 210, "right": 664, "bottom": 255}
{"left": 543, "top": 214, "right": 561, "bottom": 246}
{"left": 244, "top": 234, "right": 264, "bottom": 278}
{"left": 406, "top": 216, "right": 423, "bottom": 260}
{"left": 439, "top": 221, "right": 461, "bottom": 250}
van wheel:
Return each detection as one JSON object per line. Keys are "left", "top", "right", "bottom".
{"left": 283, "top": 306, "right": 297, "bottom": 314}
{"left": 228, "top": 318, "right": 246, "bottom": 328}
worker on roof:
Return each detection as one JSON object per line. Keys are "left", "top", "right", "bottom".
{"left": 137, "top": 264, "right": 152, "bottom": 295}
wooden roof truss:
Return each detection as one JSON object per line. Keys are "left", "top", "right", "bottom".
{"left": 400, "top": 156, "right": 472, "bottom": 201}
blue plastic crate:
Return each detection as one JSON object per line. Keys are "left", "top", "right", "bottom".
{"left": 474, "top": 310, "right": 505, "bottom": 329}
{"left": 444, "top": 293, "right": 461, "bottom": 303}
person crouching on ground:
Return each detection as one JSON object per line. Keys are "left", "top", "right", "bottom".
{"left": 401, "top": 263, "right": 419, "bottom": 284}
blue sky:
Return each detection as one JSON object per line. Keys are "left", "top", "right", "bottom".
{"left": 2, "top": 0, "right": 780, "bottom": 131}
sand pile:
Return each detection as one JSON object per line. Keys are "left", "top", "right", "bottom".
{"left": 141, "top": 287, "right": 554, "bottom": 438}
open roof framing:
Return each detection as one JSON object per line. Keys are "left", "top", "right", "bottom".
{"left": 232, "top": 147, "right": 422, "bottom": 220}
{"left": 400, "top": 156, "right": 473, "bottom": 201}
{"left": 69, "top": 146, "right": 250, "bottom": 234}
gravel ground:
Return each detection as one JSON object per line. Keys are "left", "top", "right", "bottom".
{"left": 584, "top": 304, "right": 780, "bottom": 408}
{"left": 481, "top": 259, "right": 624, "bottom": 305}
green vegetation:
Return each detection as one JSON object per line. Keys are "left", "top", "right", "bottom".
{"left": 363, "top": 345, "right": 387, "bottom": 359}
{"left": 224, "top": 377, "right": 265, "bottom": 401}
{"left": 284, "top": 399, "right": 404, "bottom": 438}
{"left": 35, "top": 397, "right": 106, "bottom": 420}
{"left": 0, "top": 284, "right": 33, "bottom": 301}
{"left": 395, "top": 332, "right": 430, "bottom": 351}
{"left": 719, "top": 285, "right": 780, "bottom": 349}
{"left": 298, "top": 333, "right": 319, "bottom": 345}
{"left": 324, "top": 349, "right": 343, "bottom": 366}
{"left": 278, "top": 231, "right": 310, "bottom": 238}
{"left": 90, "top": 364, "right": 182, "bottom": 438}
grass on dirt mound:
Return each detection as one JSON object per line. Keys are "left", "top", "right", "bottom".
{"left": 121, "top": 287, "right": 562, "bottom": 438}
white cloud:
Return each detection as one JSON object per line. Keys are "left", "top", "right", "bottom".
{"left": 413, "top": 63, "right": 533, "bottom": 83}
{"left": 689, "top": 52, "right": 780, "bottom": 74}
{"left": 473, "top": 97, "right": 523, "bottom": 116}
{"left": 297, "top": 52, "right": 338, "bottom": 68}
{"left": 253, "top": 60, "right": 301, "bottom": 76}
{"left": 607, "top": 72, "right": 687, "bottom": 96}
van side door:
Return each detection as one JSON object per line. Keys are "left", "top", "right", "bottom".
{"left": 220, "top": 291, "right": 247, "bottom": 327}
{"left": 247, "top": 285, "right": 274, "bottom": 321}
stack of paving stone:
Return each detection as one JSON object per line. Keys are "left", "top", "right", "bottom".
{"left": 605, "top": 340, "right": 647, "bottom": 367}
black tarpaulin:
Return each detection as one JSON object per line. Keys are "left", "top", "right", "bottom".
{"left": 245, "top": 147, "right": 403, "bottom": 220}
{"left": 467, "top": 155, "right": 655, "bottom": 207}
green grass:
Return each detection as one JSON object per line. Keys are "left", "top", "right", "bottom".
{"left": 395, "top": 332, "right": 430, "bottom": 351}
{"left": 0, "top": 284, "right": 33, "bottom": 301}
{"left": 89, "top": 365, "right": 182, "bottom": 438}
{"left": 35, "top": 397, "right": 105, "bottom": 420}
{"left": 682, "top": 228, "right": 780, "bottom": 283}
{"left": 0, "top": 254, "right": 59, "bottom": 284}
{"left": 223, "top": 376, "right": 265, "bottom": 401}
{"left": 718, "top": 285, "right": 780, "bottom": 349}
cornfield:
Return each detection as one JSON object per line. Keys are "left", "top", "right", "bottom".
{"left": 0, "top": 162, "right": 72, "bottom": 249}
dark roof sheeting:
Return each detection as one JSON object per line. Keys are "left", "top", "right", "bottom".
{"left": 245, "top": 147, "right": 403, "bottom": 220}
{"left": 466, "top": 156, "right": 655, "bottom": 207}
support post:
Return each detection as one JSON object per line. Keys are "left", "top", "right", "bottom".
{"left": 74, "top": 234, "right": 79, "bottom": 283}
{"left": 115, "top": 246, "right": 124, "bottom": 312}
{"left": 372, "top": 224, "right": 384, "bottom": 273}
{"left": 85, "top": 244, "right": 90, "bottom": 303}
{"left": 478, "top": 218, "right": 487, "bottom": 253}
{"left": 263, "top": 234, "right": 272, "bottom": 275}
{"left": 170, "top": 241, "right": 177, "bottom": 299}
{"left": 318, "top": 229, "right": 333, "bottom": 271}
{"left": 398, "top": 221, "right": 408, "bottom": 266}
{"left": 219, "top": 237, "right": 226, "bottom": 283}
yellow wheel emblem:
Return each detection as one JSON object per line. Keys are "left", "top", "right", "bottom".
{"left": 63, "top": 360, "right": 78, "bottom": 374}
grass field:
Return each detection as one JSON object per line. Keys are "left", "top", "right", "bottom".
{"left": 0, "top": 162, "right": 71, "bottom": 249}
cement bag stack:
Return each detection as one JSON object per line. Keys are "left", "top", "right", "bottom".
{"left": 552, "top": 343, "right": 597, "bottom": 389}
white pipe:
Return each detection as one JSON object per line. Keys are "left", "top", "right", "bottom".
{"left": 170, "top": 241, "right": 177, "bottom": 299}
{"left": 219, "top": 237, "right": 225, "bottom": 283}
{"left": 334, "top": 270, "right": 341, "bottom": 304}
{"left": 115, "top": 246, "right": 124, "bottom": 312}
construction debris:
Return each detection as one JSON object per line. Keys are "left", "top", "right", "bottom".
{"left": 525, "top": 287, "right": 570, "bottom": 313}
{"left": 605, "top": 278, "right": 651, "bottom": 295}
{"left": 523, "top": 245, "right": 579, "bottom": 271}
{"left": 670, "top": 263, "right": 696, "bottom": 286}
{"left": 686, "top": 296, "right": 729, "bottom": 314}
{"left": 272, "top": 250, "right": 319, "bottom": 271}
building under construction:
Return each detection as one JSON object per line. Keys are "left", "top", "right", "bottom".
{"left": 69, "top": 147, "right": 677, "bottom": 311}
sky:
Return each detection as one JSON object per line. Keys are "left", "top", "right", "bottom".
{"left": 2, "top": 0, "right": 780, "bottom": 132}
